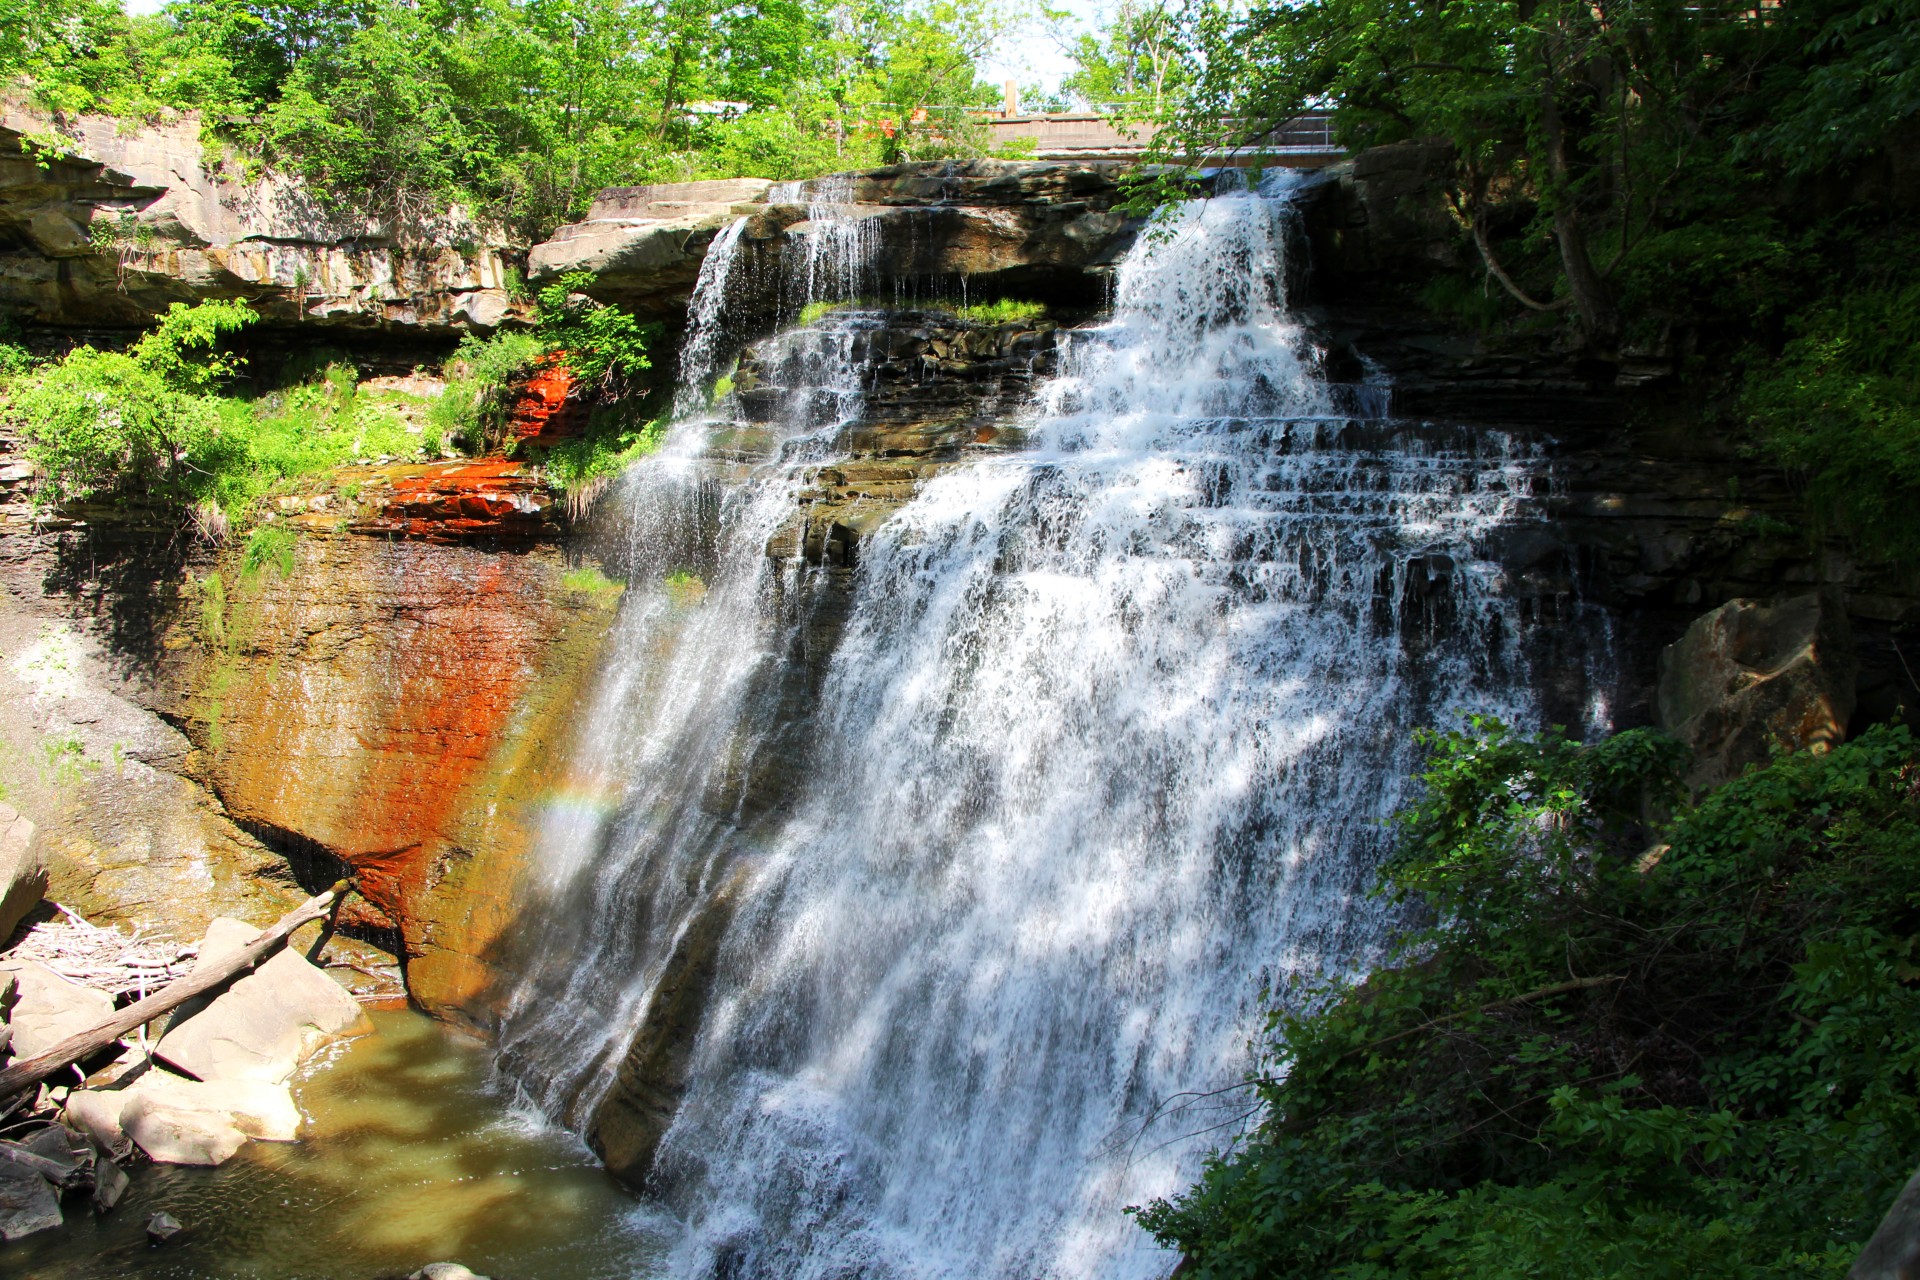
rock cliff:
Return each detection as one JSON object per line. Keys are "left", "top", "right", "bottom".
{"left": 1, "top": 106, "right": 519, "bottom": 338}
{"left": 1, "top": 145, "right": 1912, "bottom": 1091}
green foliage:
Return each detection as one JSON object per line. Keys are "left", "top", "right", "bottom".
{"left": 947, "top": 297, "right": 1047, "bottom": 325}
{"left": 535, "top": 271, "right": 654, "bottom": 387}
{"left": 0, "top": 342, "right": 32, "bottom": 383}
{"left": 1060, "top": 0, "right": 1185, "bottom": 114}
{"left": 428, "top": 281, "right": 654, "bottom": 453}
{"left": 560, "top": 563, "right": 624, "bottom": 596}
{"left": 240, "top": 522, "right": 296, "bottom": 580}
{"left": 7, "top": 300, "right": 255, "bottom": 507}
{"left": 537, "top": 415, "right": 666, "bottom": 496}
{"left": 797, "top": 296, "right": 1046, "bottom": 326}
{"left": 1156, "top": 0, "right": 1920, "bottom": 353}
{"left": 1135, "top": 721, "right": 1920, "bottom": 1280}
{"left": 4, "top": 303, "right": 452, "bottom": 521}
{"left": 39, "top": 733, "right": 97, "bottom": 788}
{"left": 5, "top": 0, "right": 1018, "bottom": 239}
{"left": 1744, "top": 265, "right": 1920, "bottom": 562}
{"left": 429, "top": 330, "right": 545, "bottom": 452}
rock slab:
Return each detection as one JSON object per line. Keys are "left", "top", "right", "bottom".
{"left": 0, "top": 1160, "right": 61, "bottom": 1241}
{"left": 155, "top": 916, "right": 370, "bottom": 1085}
{"left": 0, "top": 959, "right": 115, "bottom": 1058}
{"left": 1658, "top": 593, "right": 1857, "bottom": 790}
{"left": 0, "top": 803, "right": 44, "bottom": 945}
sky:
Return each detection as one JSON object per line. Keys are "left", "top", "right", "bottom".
{"left": 980, "top": 0, "right": 1111, "bottom": 96}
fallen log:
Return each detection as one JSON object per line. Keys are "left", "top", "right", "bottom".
{"left": 0, "top": 882, "right": 351, "bottom": 1103}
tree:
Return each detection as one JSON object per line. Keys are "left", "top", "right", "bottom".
{"left": 1156, "top": 0, "right": 1911, "bottom": 351}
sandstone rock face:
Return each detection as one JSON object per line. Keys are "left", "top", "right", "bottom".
{"left": 0, "top": 959, "right": 113, "bottom": 1057}
{"left": 156, "top": 916, "right": 370, "bottom": 1084}
{"left": 141, "top": 525, "right": 620, "bottom": 1024}
{"left": 528, "top": 178, "right": 772, "bottom": 316}
{"left": 536, "top": 161, "right": 1137, "bottom": 320}
{"left": 1, "top": 106, "right": 518, "bottom": 334}
{"left": 1658, "top": 593, "right": 1857, "bottom": 790}
{"left": 0, "top": 802, "right": 44, "bottom": 944}
{"left": 0, "top": 573, "right": 311, "bottom": 943}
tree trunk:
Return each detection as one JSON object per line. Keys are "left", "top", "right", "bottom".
{"left": 1537, "top": 50, "right": 1621, "bottom": 349}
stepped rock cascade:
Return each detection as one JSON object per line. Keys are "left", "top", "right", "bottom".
{"left": 497, "top": 173, "right": 1614, "bottom": 1279}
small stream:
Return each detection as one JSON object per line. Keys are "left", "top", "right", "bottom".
{"left": 13, "top": 1012, "right": 661, "bottom": 1279}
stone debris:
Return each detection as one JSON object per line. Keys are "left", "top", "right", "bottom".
{"left": 0, "top": 1120, "right": 132, "bottom": 1241}
{"left": 156, "top": 916, "right": 371, "bottom": 1086}
{"left": 0, "top": 1157, "right": 61, "bottom": 1242}
{"left": 0, "top": 959, "right": 115, "bottom": 1058}
{"left": 0, "top": 804, "right": 45, "bottom": 947}
{"left": 145, "top": 1210, "right": 185, "bottom": 1245}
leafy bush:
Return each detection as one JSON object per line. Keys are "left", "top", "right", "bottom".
{"left": 429, "top": 330, "right": 546, "bottom": 453}
{"left": 8, "top": 300, "right": 255, "bottom": 507}
{"left": 1134, "top": 720, "right": 1920, "bottom": 1280}
{"left": 533, "top": 271, "right": 655, "bottom": 388}
{"left": 535, "top": 406, "right": 667, "bottom": 519}
{"left": 1745, "top": 271, "right": 1920, "bottom": 563}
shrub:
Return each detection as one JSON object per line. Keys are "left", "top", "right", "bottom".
{"left": 533, "top": 270, "right": 655, "bottom": 388}
{"left": 1134, "top": 720, "right": 1920, "bottom": 1280}
{"left": 1745, "top": 273, "right": 1920, "bottom": 564}
{"left": 429, "top": 330, "right": 546, "bottom": 452}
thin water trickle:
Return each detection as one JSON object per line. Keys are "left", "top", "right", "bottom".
{"left": 499, "top": 172, "right": 1613, "bottom": 1280}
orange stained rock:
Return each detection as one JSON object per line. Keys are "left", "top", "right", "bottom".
{"left": 506, "top": 357, "right": 588, "bottom": 446}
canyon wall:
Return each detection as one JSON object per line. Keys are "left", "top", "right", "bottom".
{"left": 0, "top": 135, "right": 1909, "bottom": 1046}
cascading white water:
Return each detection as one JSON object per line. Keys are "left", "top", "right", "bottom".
{"left": 672, "top": 217, "right": 749, "bottom": 419}
{"left": 501, "top": 173, "right": 1610, "bottom": 1279}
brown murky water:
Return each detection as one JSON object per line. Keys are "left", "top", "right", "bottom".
{"left": 12, "top": 1010, "right": 668, "bottom": 1279}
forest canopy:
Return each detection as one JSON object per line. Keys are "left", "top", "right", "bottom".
{"left": 0, "top": 0, "right": 1020, "bottom": 236}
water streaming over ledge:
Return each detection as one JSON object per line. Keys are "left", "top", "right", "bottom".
{"left": 497, "top": 173, "right": 1613, "bottom": 1279}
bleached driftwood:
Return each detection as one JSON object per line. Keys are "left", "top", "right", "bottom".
{"left": 6, "top": 905, "right": 197, "bottom": 996}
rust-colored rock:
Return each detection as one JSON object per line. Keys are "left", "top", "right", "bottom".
{"left": 504, "top": 360, "right": 589, "bottom": 448}
{"left": 151, "top": 519, "right": 619, "bottom": 1026}
{"left": 341, "top": 460, "right": 559, "bottom": 543}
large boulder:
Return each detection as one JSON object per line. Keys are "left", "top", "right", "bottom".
{"left": 1657, "top": 593, "right": 1857, "bottom": 790}
{"left": 0, "top": 803, "right": 44, "bottom": 944}
{"left": 155, "top": 917, "right": 370, "bottom": 1084}
{"left": 81, "top": 1064, "right": 302, "bottom": 1165}
{"left": 0, "top": 960, "right": 114, "bottom": 1058}
{"left": 0, "top": 1160, "right": 61, "bottom": 1241}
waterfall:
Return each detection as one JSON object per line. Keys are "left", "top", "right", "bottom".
{"left": 499, "top": 173, "right": 1610, "bottom": 1279}
{"left": 672, "top": 216, "right": 748, "bottom": 419}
